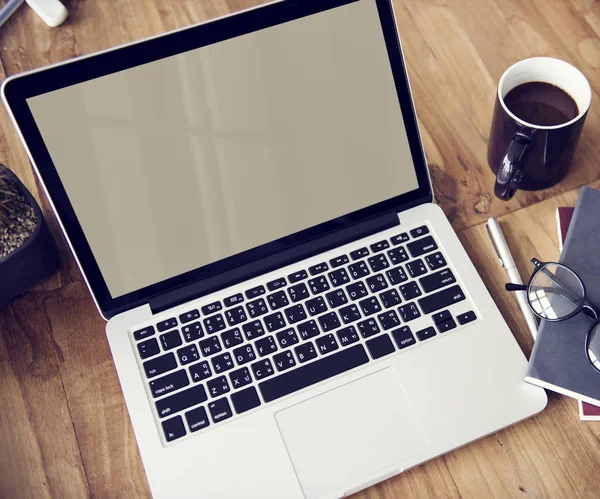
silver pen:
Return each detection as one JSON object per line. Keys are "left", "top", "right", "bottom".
{"left": 0, "top": 0, "right": 25, "bottom": 28}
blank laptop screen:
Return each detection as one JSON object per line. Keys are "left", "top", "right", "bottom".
{"left": 26, "top": 0, "right": 419, "bottom": 298}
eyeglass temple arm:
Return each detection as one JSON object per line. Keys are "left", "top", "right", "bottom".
{"left": 505, "top": 283, "right": 527, "bottom": 291}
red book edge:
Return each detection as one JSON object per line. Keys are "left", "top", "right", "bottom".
{"left": 557, "top": 206, "right": 600, "bottom": 420}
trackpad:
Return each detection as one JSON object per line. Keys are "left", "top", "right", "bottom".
{"left": 275, "top": 368, "right": 430, "bottom": 499}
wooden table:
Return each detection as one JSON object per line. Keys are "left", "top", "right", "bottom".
{"left": 1, "top": 0, "right": 599, "bottom": 497}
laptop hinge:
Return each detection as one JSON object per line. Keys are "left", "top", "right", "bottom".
{"left": 149, "top": 211, "right": 399, "bottom": 315}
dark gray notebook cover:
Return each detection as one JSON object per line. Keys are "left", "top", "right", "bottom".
{"left": 526, "top": 186, "right": 600, "bottom": 405}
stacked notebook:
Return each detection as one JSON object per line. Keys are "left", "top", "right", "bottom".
{"left": 525, "top": 187, "right": 600, "bottom": 411}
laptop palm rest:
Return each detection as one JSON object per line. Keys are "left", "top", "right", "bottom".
{"left": 275, "top": 368, "right": 430, "bottom": 498}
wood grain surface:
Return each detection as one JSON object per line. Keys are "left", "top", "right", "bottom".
{"left": 0, "top": 0, "right": 598, "bottom": 497}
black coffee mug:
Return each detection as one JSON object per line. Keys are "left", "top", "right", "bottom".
{"left": 488, "top": 57, "right": 591, "bottom": 200}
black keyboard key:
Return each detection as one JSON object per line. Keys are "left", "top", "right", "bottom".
{"left": 268, "top": 290, "right": 289, "bottom": 310}
{"left": 162, "top": 416, "right": 186, "bottom": 442}
{"left": 350, "top": 247, "right": 369, "bottom": 260}
{"left": 349, "top": 261, "right": 370, "bottom": 280}
{"left": 211, "top": 352, "right": 235, "bottom": 373}
{"left": 318, "top": 311, "right": 341, "bottom": 332}
{"left": 201, "top": 301, "right": 222, "bottom": 315}
{"left": 425, "top": 252, "right": 447, "bottom": 270}
{"left": 208, "top": 397, "right": 233, "bottom": 423}
{"left": 316, "top": 333, "right": 339, "bottom": 354}
{"left": 156, "top": 384, "right": 207, "bottom": 418}
{"left": 366, "top": 334, "right": 395, "bottom": 359}
{"left": 229, "top": 367, "right": 252, "bottom": 389}
{"left": 437, "top": 319, "right": 457, "bottom": 333}
{"left": 432, "top": 310, "right": 452, "bottom": 324}
{"left": 418, "top": 285, "right": 466, "bottom": 314}
{"left": 457, "top": 311, "right": 477, "bottom": 325}
{"left": 243, "top": 320, "right": 265, "bottom": 341}
{"left": 203, "top": 314, "right": 226, "bottom": 334}
{"left": 366, "top": 273, "right": 388, "bottom": 293}
{"left": 160, "top": 330, "right": 182, "bottom": 351}
{"left": 330, "top": 255, "right": 349, "bottom": 268}
{"left": 410, "top": 225, "right": 429, "bottom": 238}
{"left": 251, "top": 359, "right": 275, "bottom": 380}
{"left": 326, "top": 289, "right": 348, "bottom": 308}
{"left": 259, "top": 344, "right": 369, "bottom": 402}
{"left": 336, "top": 325, "right": 360, "bottom": 347}
{"left": 267, "top": 277, "right": 287, "bottom": 291}
{"left": 284, "top": 303, "right": 307, "bottom": 324}
{"left": 133, "top": 325, "right": 155, "bottom": 341}
{"left": 306, "top": 296, "right": 328, "bottom": 316}
{"left": 377, "top": 310, "right": 400, "bottom": 330}
{"left": 247, "top": 298, "right": 269, "bottom": 318}
{"left": 157, "top": 318, "right": 177, "bottom": 332}
{"left": 399, "top": 281, "right": 422, "bottom": 300}
{"left": 185, "top": 406, "right": 210, "bottom": 432}
{"left": 392, "top": 326, "right": 416, "bottom": 349}
{"left": 288, "top": 270, "right": 308, "bottom": 283}
{"left": 416, "top": 326, "right": 436, "bottom": 341}
{"left": 245, "top": 285, "right": 266, "bottom": 299}
{"left": 308, "top": 276, "right": 330, "bottom": 295}
{"left": 198, "top": 336, "right": 222, "bottom": 357}
{"left": 221, "top": 327, "right": 244, "bottom": 349}
{"left": 294, "top": 341, "right": 318, "bottom": 363}
{"left": 420, "top": 268, "right": 456, "bottom": 293}
{"left": 224, "top": 293, "right": 244, "bottom": 307}
{"left": 387, "top": 247, "right": 409, "bottom": 265}
{"left": 182, "top": 321, "right": 204, "bottom": 342}
{"left": 407, "top": 235, "right": 438, "bottom": 258}
{"left": 189, "top": 361, "right": 212, "bottom": 382}
{"left": 358, "top": 318, "right": 380, "bottom": 338}
{"left": 179, "top": 309, "right": 200, "bottom": 324}
{"left": 273, "top": 350, "right": 296, "bottom": 371}
{"left": 264, "top": 312, "right": 287, "bottom": 332}
{"left": 225, "top": 306, "right": 247, "bottom": 326}
{"left": 297, "top": 320, "right": 320, "bottom": 340}
{"left": 368, "top": 254, "right": 390, "bottom": 272}
{"left": 386, "top": 266, "right": 408, "bottom": 285}
{"left": 406, "top": 259, "right": 428, "bottom": 278}
{"left": 380, "top": 289, "right": 402, "bottom": 308}
{"left": 255, "top": 336, "right": 278, "bottom": 356}
{"left": 339, "top": 304, "right": 361, "bottom": 324}
{"left": 149, "top": 369, "right": 189, "bottom": 398}
{"left": 288, "top": 282, "right": 310, "bottom": 303}
{"left": 207, "top": 375, "right": 230, "bottom": 397}
{"left": 276, "top": 328, "right": 299, "bottom": 349}
{"left": 309, "top": 262, "right": 329, "bottom": 275}
{"left": 328, "top": 268, "right": 350, "bottom": 287}
{"left": 398, "top": 302, "right": 421, "bottom": 322}
{"left": 359, "top": 296, "right": 382, "bottom": 316}
{"left": 370, "top": 240, "right": 390, "bottom": 252}
{"left": 138, "top": 338, "right": 160, "bottom": 359}
{"left": 233, "top": 344, "right": 257, "bottom": 365}
{"left": 391, "top": 232, "right": 409, "bottom": 245}
{"left": 231, "top": 386, "right": 261, "bottom": 414}
{"left": 346, "top": 281, "right": 368, "bottom": 300}
{"left": 177, "top": 344, "right": 200, "bottom": 365}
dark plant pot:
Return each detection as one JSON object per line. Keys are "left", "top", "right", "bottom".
{"left": 0, "top": 166, "right": 60, "bottom": 308}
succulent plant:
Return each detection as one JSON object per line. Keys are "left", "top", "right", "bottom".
{"left": 0, "top": 167, "right": 18, "bottom": 230}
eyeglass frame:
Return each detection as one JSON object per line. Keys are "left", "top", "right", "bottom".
{"left": 505, "top": 257, "right": 600, "bottom": 373}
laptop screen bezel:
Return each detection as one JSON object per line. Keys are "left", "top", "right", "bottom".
{"left": 2, "top": 0, "right": 432, "bottom": 318}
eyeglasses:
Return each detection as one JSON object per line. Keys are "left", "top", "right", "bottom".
{"left": 505, "top": 258, "right": 600, "bottom": 373}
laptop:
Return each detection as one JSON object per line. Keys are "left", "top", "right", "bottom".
{"left": 2, "top": 0, "right": 547, "bottom": 497}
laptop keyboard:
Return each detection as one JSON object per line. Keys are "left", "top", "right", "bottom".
{"left": 130, "top": 225, "right": 477, "bottom": 444}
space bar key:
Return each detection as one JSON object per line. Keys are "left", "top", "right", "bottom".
{"left": 259, "top": 344, "right": 369, "bottom": 403}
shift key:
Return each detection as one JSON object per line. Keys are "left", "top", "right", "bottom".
{"left": 418, "top": 285, "right": 466, "bottom": 314}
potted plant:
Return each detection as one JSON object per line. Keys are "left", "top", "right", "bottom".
{"left": 0, "top": 164, "right": 59, "bottom": 308}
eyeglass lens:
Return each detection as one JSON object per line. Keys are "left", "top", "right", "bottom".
{"left": 527, "top": 263, "right": 585, "bottom": 320}
{"left": 588, "top": 324, "right": 600, "bottom": 372}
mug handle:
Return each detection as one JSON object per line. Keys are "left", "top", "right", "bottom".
{"left": 494, "top": 129, "right": 534, "bottom": 200}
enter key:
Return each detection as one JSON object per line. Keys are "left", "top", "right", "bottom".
{"left": 419, "top": 268, "right": 456, "bottom": 293}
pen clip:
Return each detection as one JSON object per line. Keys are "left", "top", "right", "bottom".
{"left": 485, "top": 222, "right": 505, "bottom": 268}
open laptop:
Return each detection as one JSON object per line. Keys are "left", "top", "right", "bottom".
{"left": 2, "top": 0, "right": 546, "bottom": 497}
